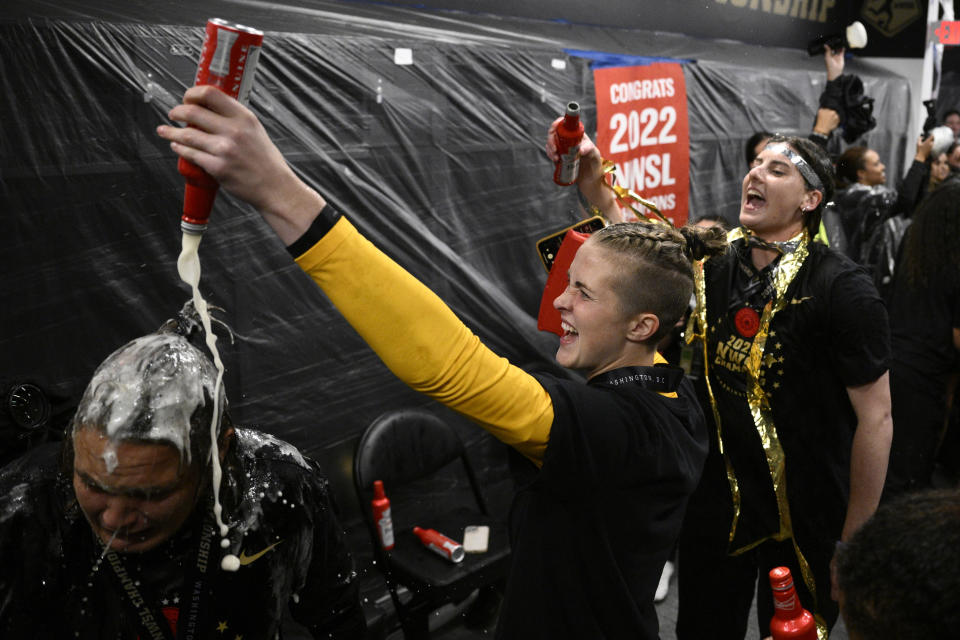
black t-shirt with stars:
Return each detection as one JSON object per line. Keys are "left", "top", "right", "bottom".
{"left": 696, "top": 239, "right": 889, "bottom": 549}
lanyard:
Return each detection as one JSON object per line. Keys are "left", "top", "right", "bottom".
{"left": 103, "top": 513, "right": 218, "bottom": 640}
{"left": 102, "top": 547, "right": 175, "bottom": 640}
{"left": 588, "top": 365, "right": 684, "bottom": 393}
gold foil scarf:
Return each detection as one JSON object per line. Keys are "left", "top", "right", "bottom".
{"left": 688, "top": 228, "right": 828, "bottom": 639}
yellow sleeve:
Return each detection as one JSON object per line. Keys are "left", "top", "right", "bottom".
{"left": 295, "top": 217, "right": 553, "bottom": 464}
{"left": 652, "top": 351, "right": 678, "bottom": 399}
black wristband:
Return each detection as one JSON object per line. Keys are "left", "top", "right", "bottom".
{"left": 286, "top": 204, "right": 342, "bottom": 258}
{"left": 808, "top": 131, "right": 829, "bottom": 149}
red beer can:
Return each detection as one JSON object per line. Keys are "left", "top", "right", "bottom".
{"left": 179, "top": 18, "right": 264, "bottom": 234}
{"left": 193, "top": 19, "right": 263, "bottom": 104}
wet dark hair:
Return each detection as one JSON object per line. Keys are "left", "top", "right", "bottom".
{"left": 901, "top": 179, "right": 960, "bottom": 290}
{"left": 745, "top": 130, "right": 773, "bottom": 168}
{"left": 590, "top": 221, "right": 728, "bottom": 344}
{"left": 836, "top": 146, "right": 870, "bottom": 187}
{"left": 835, "top": 488, "right": 960, "bottom": 640}
{"left": 766, "top": 134, "right": 835, "bottom": 237}
{"left": 65, "top": 303, "right": 231, "bottom": 473}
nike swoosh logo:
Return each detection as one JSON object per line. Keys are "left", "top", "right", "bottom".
{"left": 238, "top": 540, "right": 283, "bottom": 565}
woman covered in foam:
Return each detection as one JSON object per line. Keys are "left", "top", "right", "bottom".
{"left": 0, "top": 303, "right": 364, "bottom": 638}
{"left": 70, "top": 305, "right": 237, "bottom": 565}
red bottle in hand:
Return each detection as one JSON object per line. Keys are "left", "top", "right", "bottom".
{"left": 179, "top": 19, "right": 263, "bottom": 234}
{"left": 553, "top": 101, "right": 585, "bottom": 186}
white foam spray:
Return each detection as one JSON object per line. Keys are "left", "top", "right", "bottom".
{"left": 97, "top": 528, "right": 121, "bottom": 565}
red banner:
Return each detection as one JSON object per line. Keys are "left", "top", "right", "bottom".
{"left": 593, "top": 63, "right": 690, "bottom": 226}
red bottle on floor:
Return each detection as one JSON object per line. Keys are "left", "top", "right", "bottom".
{"left": 769, "top": 566, "right": 818, "bottom": 640}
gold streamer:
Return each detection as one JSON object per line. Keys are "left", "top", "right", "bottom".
{"left": 687, "top": 246, "right": 741, "bottom": 544}
{"left": 599, "top": 160, "right": 674, "bottom": 227}
{"left": 691, "top": 228, "right": 829, "bottom": 639}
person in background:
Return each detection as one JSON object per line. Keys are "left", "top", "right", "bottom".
{"left": 883, "top": 180, "right": 960, "bottom": 499}
{"left": 893, "top": 126, "right": 956, "bottom": 218}
{"left": 834, "top": 488, "right": 960, "bottom": 640}
{"left": 830, "top": 144, "right": 896, "bottom": 263}
{"left": 947, "top": 140, "right": 960, "bottom": 175}
{"left": 832, "top": 127, "right": 952, "bottom": 297}
{"left": 159, "top": 84, "right": 729, "bottom": 640}
{"left": 927, "top": 149, "right": 952, "bottom": 190}
{"left": 0, "top": 305, "right": 365, "bottom": 639}
{"left": 836, "top": 146, "right": 886, "bottom": 187}
{"left": 944, "top": 108, "right": 960, "bottom": 140}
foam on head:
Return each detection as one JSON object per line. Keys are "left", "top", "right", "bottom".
{"left": 71, "top": 332, "right": 225, "bottom": 466}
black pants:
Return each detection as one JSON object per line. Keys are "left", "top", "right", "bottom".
{"left": 884, "top": 368, "right": 948, "bottom": 500}
{"left": 676, "top": 519, "right": 839, "bottom": 640}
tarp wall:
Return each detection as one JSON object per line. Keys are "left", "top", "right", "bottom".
{"left": 1, "top": 1, "right": 911, "bottom": 518}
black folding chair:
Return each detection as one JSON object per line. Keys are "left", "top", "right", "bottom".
{"left": 353, "top": 409, "right": 511, "bottom": 639}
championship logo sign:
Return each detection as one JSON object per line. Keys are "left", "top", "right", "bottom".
{"left": 861, "top": 0, "right": 921, "bottom": 38}
{"left": 593, "top": 62, "right": 690, "bottom": 226}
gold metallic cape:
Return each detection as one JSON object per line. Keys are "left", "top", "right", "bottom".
{"left": 686, "top": 228, "right": 828, "bottom": 639}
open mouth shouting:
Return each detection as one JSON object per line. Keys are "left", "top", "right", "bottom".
{"left": 744, "top": 186, "right": 766, "bottom": 211}
{"left": 560, "top": 321, "right": 578, "bottom": 344}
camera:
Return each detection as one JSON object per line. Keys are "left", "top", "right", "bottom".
{"left": 807, "top": 20, "right": 868, "bottom": 56}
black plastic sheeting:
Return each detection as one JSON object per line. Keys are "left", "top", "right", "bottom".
{"left": 1, "top": 2, "right": 911, "bottom": 518}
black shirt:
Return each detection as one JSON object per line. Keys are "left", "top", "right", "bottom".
{"left": 496, "top": 366, "right": 707, "bottom": 640}
{"left": 888, "top": 239, "right": 960, "bottom": 391}
{"left": 699, "top": 239, "right": 889, "bottom": 549}
{"left": 0, "top": 429, "right": 364, "bottom": 639}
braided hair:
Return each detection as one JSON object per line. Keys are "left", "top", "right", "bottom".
{"left": 589, "top": 220, "right": 728, "bottom": 344}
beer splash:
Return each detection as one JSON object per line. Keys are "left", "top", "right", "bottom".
{"left": 176, "top": 231, "right": 240, "bottom": 572}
